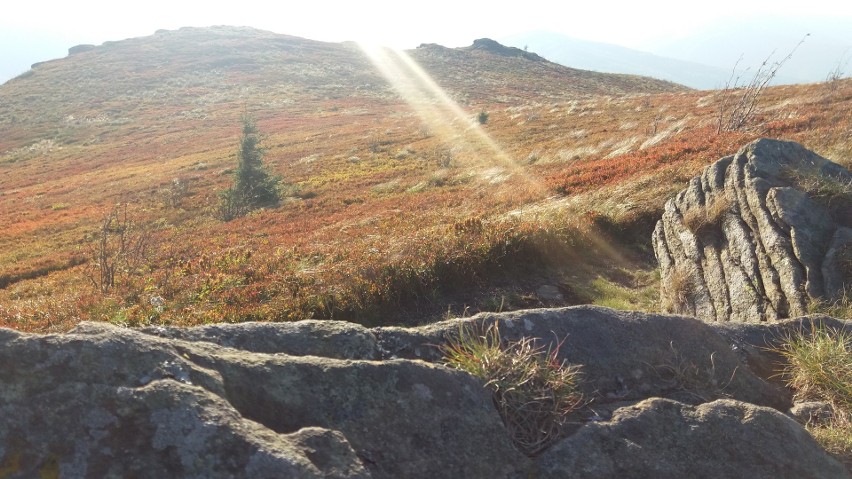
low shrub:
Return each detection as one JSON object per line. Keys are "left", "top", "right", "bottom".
{"left": 649, "top": 342, "right": 737, "bottom": 402}
{"left": 547, "top": 127, "right": 752, "bottom": 196}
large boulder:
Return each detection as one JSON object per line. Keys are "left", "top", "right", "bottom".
{"left": 535, "top": 398, "right": 850, "bottom": 479}
{"left": 653, "top": 138, "right": 851, "bottom": 322}
{"left": 2, "top": 306, "right": 849, "bottom": 478}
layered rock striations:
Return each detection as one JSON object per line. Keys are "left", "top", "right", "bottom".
{"left": 1, "top": 306, "right": 849, "bottom": 478}
{"left": 653, "top": 139, "right": 851, "bottom": 322}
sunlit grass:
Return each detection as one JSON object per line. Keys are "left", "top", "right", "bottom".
{"left": 440, "top": 321, "right": 584, "bottom": 456}
{"left": 357, "top": 43, "right": 547, "bottom": 196}
{"left": 777, "top": 324, "right": 852, "bottom": 411}
{"left": 776, "top": 322, "right": 852, "bottom": 464}
{"left": 587, "top": 270, "right": 660, "bottom": 311}
{"left": 809, "top": 423, "right": 852, "bottom": 462}
{"left": 808, "top": 291, "right": 852, "bottom": 320}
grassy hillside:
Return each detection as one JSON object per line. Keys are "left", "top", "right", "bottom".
{"left": 1, "top": 26, "right": 850, "bottom": 332}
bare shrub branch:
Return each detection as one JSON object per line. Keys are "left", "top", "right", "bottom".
{"left": 717, "top": 35, "right": 808, "bottom": 133}
{"left": 86, "top": 203, "right": 150, "bottom": 294}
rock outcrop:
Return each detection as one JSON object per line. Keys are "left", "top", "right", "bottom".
{"left": 68, "top": 44, "right": 96, "bottom": 55}
{"left": 654, "top": 138, "right": 851, "bottom": 322}
{"left": 2, "top": 306, "right": 849, "bottom": 478}
{"left": 465, "top": 38, "right": 546, "bottom": 62}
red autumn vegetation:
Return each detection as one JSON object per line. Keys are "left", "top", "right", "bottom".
{"left": 1, "top": 27, "right": 850, "bottom": 332}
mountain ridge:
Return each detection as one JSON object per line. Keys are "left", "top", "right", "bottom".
{"left": 1, "top": 26, "right": 685, "bottom": 151}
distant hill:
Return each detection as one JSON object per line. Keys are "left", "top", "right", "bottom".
{"left": 410, "top": 39, "right": 687, "bottom": 101}
{"left": 500, "top": 31, "right": 730, "bottom": 90}
{"left": 643, "top": 15, "right": 852, "bottom": 86}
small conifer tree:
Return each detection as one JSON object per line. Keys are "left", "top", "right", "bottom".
{"left": 219, "top": 115, "right": 280, "bottom": 220}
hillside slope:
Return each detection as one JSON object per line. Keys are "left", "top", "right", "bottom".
{"left": 1, "top": 26, "right": 683, "bottom": 148}
{"left": 0, "top": 26, "right": 850, "bottom": 331}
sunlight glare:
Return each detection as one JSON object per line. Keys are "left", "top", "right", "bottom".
{"left": 359, "top": 42, "right": 630, "bottom": 270}
{"left": 357, "top": 42, "right": 543, "bottom": 192}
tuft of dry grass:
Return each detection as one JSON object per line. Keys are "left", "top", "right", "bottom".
{"left": 779, "top": 163, "right": 852, "bottom": 241}
{"left": 440, "top": 322, "right": 584, "bottom": 456}
{"left": 663, "top": 263, "right": 696, "bottom": 314}
{"left": 648, "top": 342, "right": 738, "bottom": 402}
{"left": 682, "top": 193, "right": 731, "bottom": 236}
{"left": 782, "top": 167, "right": 852, "bottom": 214}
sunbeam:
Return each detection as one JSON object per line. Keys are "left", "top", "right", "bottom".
{"left": 359, "top": 42, "right": 633, "bottom": 272}
{"left": 357, "top": 42, "right": 545, "bottom": 194}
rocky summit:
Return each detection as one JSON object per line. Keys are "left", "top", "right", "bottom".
{"left": 654, "top": 138, "right": 851, "bottom": 322}
{"left": 1, "top": 306, "right": 849, "bottom": 478}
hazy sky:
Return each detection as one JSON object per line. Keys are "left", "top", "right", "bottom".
{"left": 2, "top": 0, "right": 850, "bottom": 82}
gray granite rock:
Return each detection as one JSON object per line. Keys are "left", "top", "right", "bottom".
{"left": 653, "top": 139, "right": 851, "bottom": 322}
{"left": 3, "top": 306, "right": 850, "bottom": 477}
{"left": 536, "top": 398, "right": 850, "bottom": 479}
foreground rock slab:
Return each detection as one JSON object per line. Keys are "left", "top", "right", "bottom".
{"left": 0, "top": 327, "right": 524, "bottom": 478}
{"left": 536, "top": 398, "right": 849, "bottom": 479}
{"left": 2, "top": 306, "right": 849, "bottom": 478}
{"left": 653, "top": 138, "right": 851, "bottom": 322}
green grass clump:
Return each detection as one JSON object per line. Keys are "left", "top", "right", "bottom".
{"left": 808, "top": 290, "right": 852, "bottom": 320}
{"left": 777, "top": 324, "right": 852, "bottom": 414}
{"left": 586, "top": 271, "right": 659, "bottom": 311}
{"left": 440, "top": 322, "right": 584, "bottom": 456}
{"left": 776, "top": 322, "right": 852, "bottom": 462}
{"left": 810, "top": 423, "right": 852, "bottom": 459}
{"left": 782, "top": 167, "right": 852, "bottom": 212}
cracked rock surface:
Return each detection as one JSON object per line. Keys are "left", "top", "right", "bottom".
{"left": 2, "top": 306, "right": 850, "bottom": 478}
{"left": 653, "top": 138, "right": 851, "bottom": 322}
